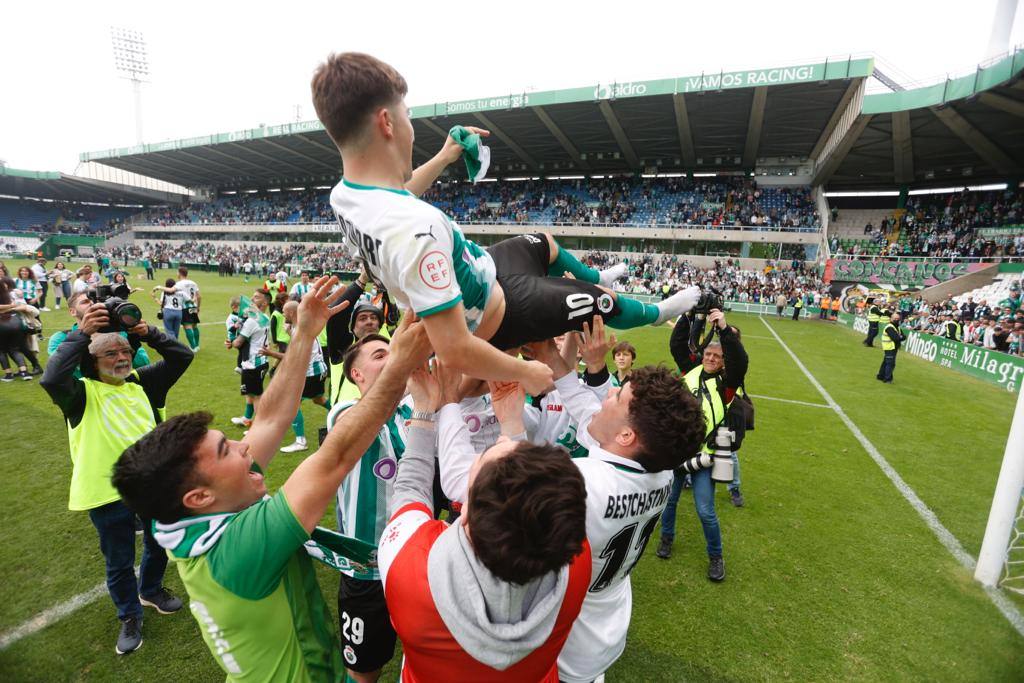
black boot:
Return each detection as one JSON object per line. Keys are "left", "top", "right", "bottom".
{"left": 656, "top": 536, "right": 673, "bottom": 559}
{"left": 708, "top": 555, "right": 726, "bottom": 582}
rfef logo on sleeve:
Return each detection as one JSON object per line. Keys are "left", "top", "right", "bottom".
{"left": 418, "top": 251, "right": 451, "bottom": 290}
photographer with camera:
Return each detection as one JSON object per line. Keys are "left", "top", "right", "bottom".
{"left": 662, "top": 298, "right": 749, "bottom": 582}
{"left": 41, "top": 298, "right": 194, "bottom": 655}
{"left": 48, "top": 292, "right": 152, "bottom": 380}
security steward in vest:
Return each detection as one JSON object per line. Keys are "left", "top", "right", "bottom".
{"left": 792, "top": 293, "right": 803, "bottom": 320}
{"left": 664, "top": 307, "right": 749, "bottom": 581}
{"left": 943, "top": 312, "right": 963, "bottom": 341}
{"left": 863, "top": 297, "right": 882, "bottom": 346}
{"left": 41, "top": 302, "right": 194, "bottom": 655}
{"left": 877, "top": 312, "right": 905, "bottom": 383}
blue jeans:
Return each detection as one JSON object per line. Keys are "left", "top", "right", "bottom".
{"left": 728, "top": 452, "right": 741, "bottom": 492}
{"left": 88, "top": 500, "right": 168, "bottom": 620}
{"left": 660, "top": 467, "right": 723, "bottom": 557}
{"left": 162, "top": 308, "right": 182, "bottom": 340}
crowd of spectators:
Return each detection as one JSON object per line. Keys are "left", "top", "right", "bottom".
{"left": 128, "top": 177, "right": 820, "bottom": 231}
{"left": 425, "top": 177, "right": 820, "bottom": 230}
{"left": 832, "top": 187, "right": 1024, "bottom": 260}
{"left": 578, "top": 250, "right": 824, "bottom": 302}
{"left": 894, "top": 288, "right": 1024, "bottom": 356}
{"left": 109, "top": 241, "right": 360, "bottom": 275}
{"left": 137, "top": 190, "right": 334, "bottom": 226}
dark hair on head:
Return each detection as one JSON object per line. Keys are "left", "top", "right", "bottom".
{"left": 311, "top": 52, "right": 409, "bottom": 149}
{"left": 178, "top": 266, "right": 188, "bottom": 277}
{"left": 626, "top": 366, "right": 705, "bottom": 472}
{"left": 274, "top": 291, "right": 290, "bottom": 308}
{"left": 112, "top": 412, "right": 213, "bottom": 524}
{"left": 612, "top": 341, "right": 636, "bottom": 360}
{"left": 165, "top": 278, "right": 175, "bottom": 288}
{"left": 342, "top": 333, "right": 390, "bottom": 385}
{"left": 468, "top": 442, "right": 587, "bottom": 585}
{"left": 17, "top": 266, "right": 35, "bottom": 281}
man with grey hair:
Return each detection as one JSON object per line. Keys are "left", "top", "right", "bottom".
{"left": 41, "top": 301, "right": 194, "bottom": 655}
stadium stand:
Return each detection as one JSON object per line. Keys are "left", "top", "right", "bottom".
{"left": 953, "top": 271, "right": 1024, "bottom": 309}
{"left": 0, "top": 234, "right": 44, "bottom": 255}
{"left": 828, "top": 187, "right": 1024, "bottom": 259}
{"left": 0, "top": 197, "right": 139, "bottom": 234}
{"left": 129, "top": 177, "right": 821, "bottom": 230}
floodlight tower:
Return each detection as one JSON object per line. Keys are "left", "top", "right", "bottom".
{"left": 110, "top": 26, "right": 150, "bottom": 145}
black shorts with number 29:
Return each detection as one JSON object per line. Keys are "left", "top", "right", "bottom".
{"left": 337, "top": 573, "right": 396, "bottom": 673}
{"left": 486, "top": 233, "right": 618, "bottom": 350}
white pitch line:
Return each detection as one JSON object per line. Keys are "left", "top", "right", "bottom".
{"left": 0, "top": 570, "right": 132, "bottom": 651}
{"left": 749, "top": 394, "right": 830, "bottom": 409}
{"left": 758, "top": 315, "right": 1024, "bottom": 638}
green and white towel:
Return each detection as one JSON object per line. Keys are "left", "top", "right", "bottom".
{"left": 153, "top": 502, "right": 379, "bottom": 576}
{"left": 449, "top": 125, "right": 491, "bottom": 183}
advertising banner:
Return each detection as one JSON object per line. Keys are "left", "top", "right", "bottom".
{"left": 835, "top": 313, "right": 1023, "bottom": 393}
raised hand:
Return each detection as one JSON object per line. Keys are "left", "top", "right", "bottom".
{"left": 295, "top": 275, "right": 349, "bottom": 337}
{"left": 580, "top": 316, "right": 617, "bottom": 373}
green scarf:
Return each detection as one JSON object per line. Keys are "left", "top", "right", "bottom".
{"left": 153, "top": 501, "right": 379, "bottom": 576}
{"left": 448, "top": 125, "right": 491, "bottom": 183}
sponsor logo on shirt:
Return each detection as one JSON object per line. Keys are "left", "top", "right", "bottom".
{"left": 418, "top": 251, "right": 452, "bottom": 290}
{"left": 343, "top": 645, "right": 357, "bottom": 665}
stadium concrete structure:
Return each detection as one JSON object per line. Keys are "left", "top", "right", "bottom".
{"left": 4, "top": 50, "right": 1024, "bottom": 265}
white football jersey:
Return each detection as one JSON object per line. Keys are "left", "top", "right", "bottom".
{"left": 457, "top": 394, "right": 502, "bottom": 454}
{"left": 523, "top": 378, "right": 610, "bottom": 458}
{"left": 552, "top": 372, "right": 673, "bottom": 683}
{"left": 330, "top": 179, "right": 496, "bottom": 332}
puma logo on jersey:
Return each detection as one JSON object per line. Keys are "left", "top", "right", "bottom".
{"left": 414, "top": 225, "right": 436, "bottom": 240}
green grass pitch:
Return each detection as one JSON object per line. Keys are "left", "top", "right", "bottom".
{"left": 0, "top": 261, "right": 1021, "bottom": 681}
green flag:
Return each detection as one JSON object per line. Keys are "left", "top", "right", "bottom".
{"left": 449, "top": 125, "right": 491, "bottom": 183}
{"left": 239, "top": 294, "right": 270, "bottom": 327}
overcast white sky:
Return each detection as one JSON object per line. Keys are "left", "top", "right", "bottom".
{"left": 2, "top": 0, "right": 1022, "bottom": 173}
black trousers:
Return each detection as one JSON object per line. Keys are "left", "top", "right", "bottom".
{"left": 877, "top": 350, "right": 897, "bottom": 382}
{"left": 864, "top": 321, "right": 878, "bottom": 346}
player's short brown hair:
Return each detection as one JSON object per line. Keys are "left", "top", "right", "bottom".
{"left": 468, "top": 443, "right": 587, "bottom": 585}
{"left": 627, "top": 366, "right": 705, "bottom": 471}
{"left": 311, "top": 52, "right": 408, "bottom": 149}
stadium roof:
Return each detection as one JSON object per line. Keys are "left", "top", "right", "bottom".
{"left": 0, "top": 166, "right": 187, "bottom": 205}
{"left": 78, "top": 51, "right": 1024, "bottom": 192}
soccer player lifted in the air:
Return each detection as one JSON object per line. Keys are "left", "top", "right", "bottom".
{"left": 311, "top": 52, "right": 700, "bottom": 394}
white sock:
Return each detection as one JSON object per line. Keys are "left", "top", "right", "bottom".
{"left": 655, "top": 286, "right": 701, "bottom": 324}
{"left": 598, "top": 263, "right": 628, "bottom": 288}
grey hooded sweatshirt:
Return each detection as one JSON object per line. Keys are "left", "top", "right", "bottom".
{"left": 390, "top": 425, "right": 571, "bottom": 671}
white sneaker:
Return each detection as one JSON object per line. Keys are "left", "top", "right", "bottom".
{"left": 655, "top": 285, "right": 702, "bottom": 324}
{"left": 280, "top": 438, "right": 308, "bottom": 453}
{"left": 230, "top": 416, "right": 251, "bottom": 426}
{"left": 192, "top": 346, "right": 200, "bottom": 352}
{"left": 41, "top": 307, "right": 51, "bottom": 312}
{"left": 234, "top": 367, "right": 242, "bottom": 374}
{"left": 598, "top": 263, "right": 628, "bottom": 288}
{"left": 55, "top": 304, "right": 61, "bottom": 309}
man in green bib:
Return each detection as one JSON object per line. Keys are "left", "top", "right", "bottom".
{"left": 112, "top": 277, "right": 432, "bottom": 683}
{"left": 41, "top": 302, "right": 195, "bottom": 655}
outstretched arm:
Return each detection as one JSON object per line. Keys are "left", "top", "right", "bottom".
{"left": 405, "top": 126, "right": 490, "bottom": 196}
{"left": 283, "top": 318, "right": 432, "bottom": 531}
{"left": 245, "top": 277, "right": 348, "bottom": 470}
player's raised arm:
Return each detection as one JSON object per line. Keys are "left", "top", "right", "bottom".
{"left": 405, "top": 126, "right": 490, "bottom": 196}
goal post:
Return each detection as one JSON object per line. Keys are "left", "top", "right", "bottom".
{"left": 976, "top": 386, "right": 1024, "bottom": 587}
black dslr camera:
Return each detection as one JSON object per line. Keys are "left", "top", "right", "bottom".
{"left": 687, "top": 287, "right": 725, "bottom": 354}
{"left": 86, "top": 284, "right": 143, "bottom": 333}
